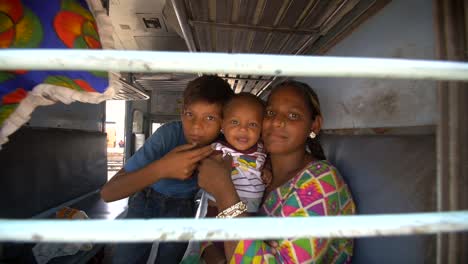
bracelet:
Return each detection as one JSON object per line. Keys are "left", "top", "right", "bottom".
{"left": 216, "top": 201, "right": 247, "bottom": 218}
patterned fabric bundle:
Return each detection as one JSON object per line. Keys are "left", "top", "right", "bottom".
{"left": 0, "top": 0, "right": 116, "bottom": 148}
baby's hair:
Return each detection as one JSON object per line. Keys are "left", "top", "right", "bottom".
{"left": 223, "top": 92, "right": 265, "bottom": 117}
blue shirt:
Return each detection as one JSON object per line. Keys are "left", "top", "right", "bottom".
{"left": 124, "top": 121, "right": 198, "bottom": 198}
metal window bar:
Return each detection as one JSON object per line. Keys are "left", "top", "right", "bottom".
{"left": 1, "top": 50, "right": 468, "bottom": 81}
{"left": 0, "top": 49, "right": 467, "bottom": 243}
{"left": 0, "top": 211, "right": 467, "bottom": 243}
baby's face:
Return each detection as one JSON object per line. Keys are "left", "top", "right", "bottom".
{"left": 222, "top": 99, "right": 264, "bottom": 151}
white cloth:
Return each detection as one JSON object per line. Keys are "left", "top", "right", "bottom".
{"left": 32, "top": 210, "right": 92, "bottom": 264}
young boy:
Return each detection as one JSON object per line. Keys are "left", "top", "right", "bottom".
{"left": 100, "top": 75, "right": 234, "bottom": 264}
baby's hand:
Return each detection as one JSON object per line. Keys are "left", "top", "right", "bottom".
{"left": 261, "top": 168, "right": 273, "bottom": 187}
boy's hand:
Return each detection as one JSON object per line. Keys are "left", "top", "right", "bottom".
{"left": 261, "top": 168, "right": 273, "bottom": 187}
{"left": 158, "top": 143, "right": 213, "bottom": 180}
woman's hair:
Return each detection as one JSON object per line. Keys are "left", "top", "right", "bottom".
{"left": 271, "top": 80, "right": 326, "bottom": 160}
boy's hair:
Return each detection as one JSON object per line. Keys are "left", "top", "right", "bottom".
{"left": 183, "top": 75, "right": 234, "bottom": 107}
{"left": 223, "top": 92, "right": 265, "bottom": 116}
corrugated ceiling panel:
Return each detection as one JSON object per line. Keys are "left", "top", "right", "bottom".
{"left": 135, "top": 80, "right": 190, "bottom": 91}
{"left": 112, "top": 80, "right": 150, "bottom": 100}
{"left": 279, "top": 34, "right": 307, "bottom": 54}
{"left": 302, "top": 1, "right": 340, "bottom": 28}
{"left": 250, "top": 80, "right": 270, "bottom": 94}
{"left": 264, "top": 32, "right": 289, "bottom": 54}
{"left": 179, "top": 0, "right": 383, "bottom": 94}
{"left": 280, "top": 0, "right": 315, "bottom": 27}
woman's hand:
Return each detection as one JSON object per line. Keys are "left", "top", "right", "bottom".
{"left": 261, "top": 168, "right": 273, "bottom": 187}
{"left": 201, "top": 244, "right": 227, "bottom": 264}
{"left": 198, "top": 154, "right": 238, "bottom": 206}
{"left": 198, "top": 154, "right": 245, "bottom": 261}
{"left": 266, "top": 240, "right": 279, "bottom": 255}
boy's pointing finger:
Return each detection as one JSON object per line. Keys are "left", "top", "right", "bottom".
{"left": 189, "top": 145, "right": 214, "bottom": 161}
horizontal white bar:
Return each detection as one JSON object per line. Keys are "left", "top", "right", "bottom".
{"left": 1, "top": 49, "right": 468, "bottom": 81}
{"left": 0, "top": 211, "right": 467, "bottom": 243}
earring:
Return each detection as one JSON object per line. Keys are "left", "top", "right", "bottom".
{"left": 220, "top": 128, "right": 224, "bottom": 134}
{"left": 310, "top": 131, "right": 316, "bottom": 139}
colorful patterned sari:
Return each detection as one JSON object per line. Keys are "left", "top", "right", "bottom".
{"left": 231, "top": 160, "right": 356, "bottom": 264}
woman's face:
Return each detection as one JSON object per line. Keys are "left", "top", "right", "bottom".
{"left": 262, "top": 86, "right": 313, "bottom": 155}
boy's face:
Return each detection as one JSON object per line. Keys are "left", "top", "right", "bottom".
{"left": 222, "top": 99, "right": 264, "bottom": 151}
{"left": 181, "top": 101, "right": 223, "bottom": 146}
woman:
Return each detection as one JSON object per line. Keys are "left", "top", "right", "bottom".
{"left": 198, "top": 81, "right": 356, "bottom": 263}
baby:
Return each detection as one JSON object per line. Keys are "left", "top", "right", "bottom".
{"left": 205, "top": 92, "right": 269, "bottom": 214}
{"left": 183, "top": 93, "right": 270, "bottom": 263}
